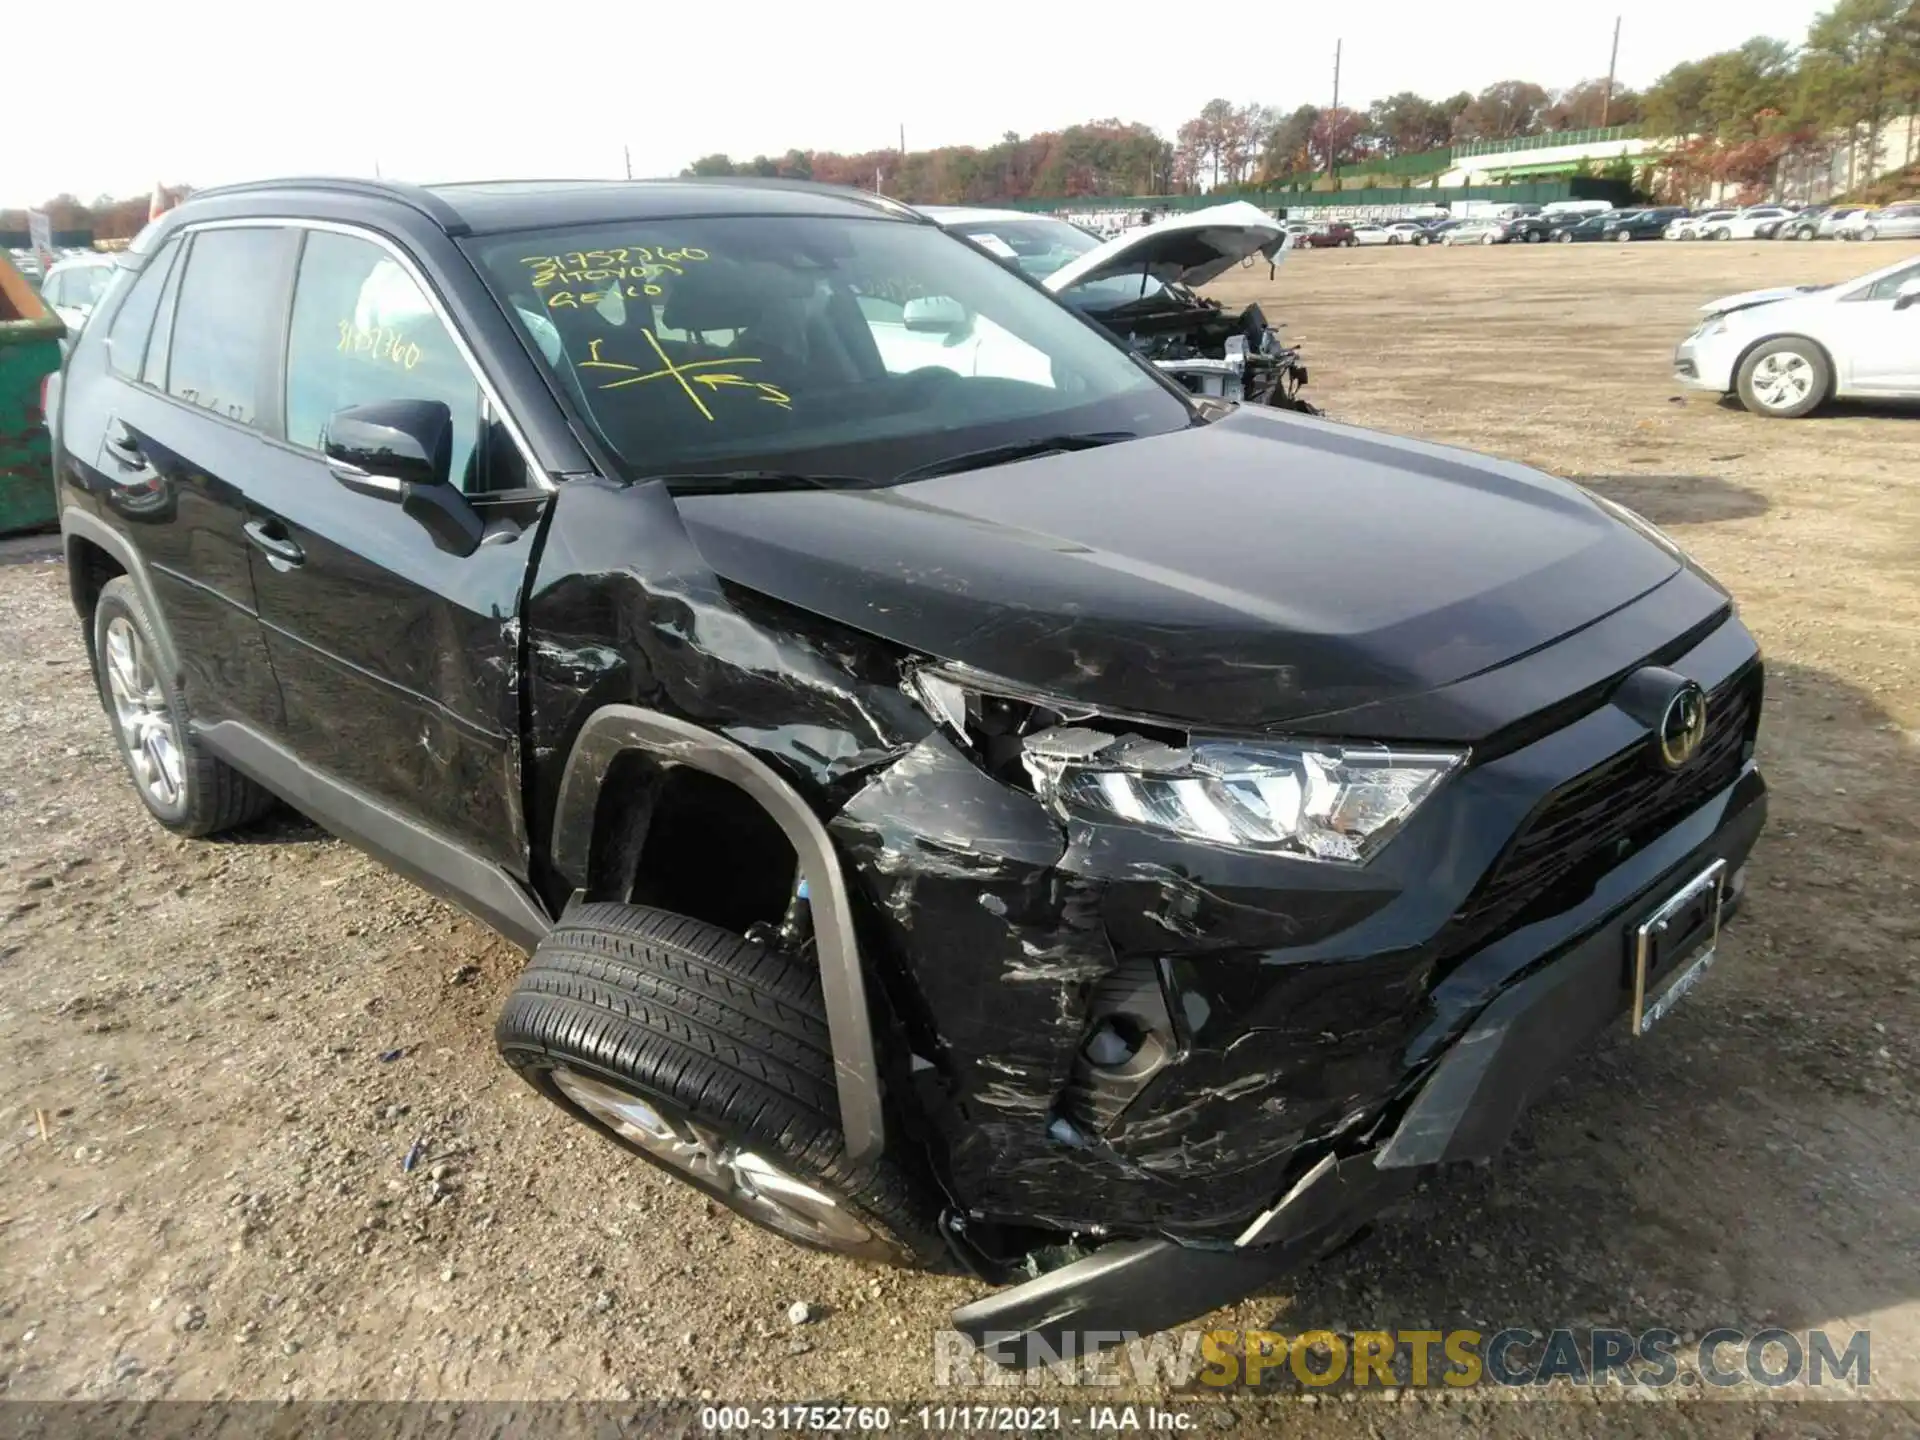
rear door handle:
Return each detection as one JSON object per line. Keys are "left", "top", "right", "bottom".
{"left": 243, "top": 517, "right": 305, "bottom": 569}
{"left": 102, "top": 422, "right": 148, "bottom": 471}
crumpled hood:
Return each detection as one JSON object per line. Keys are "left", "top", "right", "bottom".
{"left": 1042, "top": 202, "right": 1288, "bottom": 293}
{"left": 1700, "top": 284, "right": 1826, "bottom": 318}
{"left": 673, "top": 408, "right": 1681, "bottom": 732}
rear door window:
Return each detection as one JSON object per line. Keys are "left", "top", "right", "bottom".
{"left": 105, "top": 238, "right": 180, "bottom": 380}
{"left": 165, "top": 228, "right": 290, "bottom": 426}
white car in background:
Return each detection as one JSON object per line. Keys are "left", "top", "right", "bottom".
{"left": 1667, "top": 209, "right": 1736, "bottom": 240}
{"left": 910, "top": 203, "right": 1314, "bottom": 409}
{"left": 1383, "top": 221, "right": 1432, "bottom": 245}
{"left": 1672, "top": 253, "right": 1920, "bottom": 417}
{"left": 1349, "top": 223, "right": 1394, "bottom": 246}
{"left": 39, "top": 254, "right": 118, "bottom": 332}
{"left": 1703, "top": 206, "right": 1797, "bottom": 240}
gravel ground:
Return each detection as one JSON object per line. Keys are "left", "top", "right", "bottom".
{"left": 2, "top": 239, "right": 1918, "bottom": 1429}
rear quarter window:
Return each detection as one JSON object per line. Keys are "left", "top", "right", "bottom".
{"left": 105, "top": 239, "right": 180, "bottom": 380}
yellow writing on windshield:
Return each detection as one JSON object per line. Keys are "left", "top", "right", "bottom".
{"left": 336, "top": 320, "right": 421, "bottom": 370}
{"left": 581, "top": 333, "right": 791, "bottom": 421}
{"left": 522, "top": 246, "right": 710, "bottom": 304}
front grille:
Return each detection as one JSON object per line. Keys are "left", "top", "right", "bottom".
{"left": 1445, "top": 664, "right": 1761, "bottom": 952}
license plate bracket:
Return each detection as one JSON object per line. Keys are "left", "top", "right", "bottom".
{"left": 1628, "top": 858, "right": 1727, "bottom": 1037}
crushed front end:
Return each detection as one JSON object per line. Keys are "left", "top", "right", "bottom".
{"left": 826, "top": 580, "right": 1765, "bottom": 1331}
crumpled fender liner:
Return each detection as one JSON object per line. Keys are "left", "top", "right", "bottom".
{"left": 550, "top": 703, "right": 884, "bottom": 1168}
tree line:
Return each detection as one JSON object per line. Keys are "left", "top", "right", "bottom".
{"left": 10, "top": 0, "right": 1914, "bottom": 233}
{"left": 683, "top": 0, "right": 1917, "bottom": 204}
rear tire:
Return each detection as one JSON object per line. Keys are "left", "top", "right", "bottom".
{"left": 93, "top": 577, "right": 274, "bottom": 837}
{"left": 1712, "top": 227, "right": 1732, "bottom": 240}
{"left": 1860, "top": 226, "right": 1878, "bottom": 242}
{"left": 497, "top": 902, "right": 948, "bottom": 1269}
{"left": 1613, "top": 229, "right": 1632, "bottom": 242}
{"left": 1556, "top": 231, "right": 1573, "bottom": 243}
{"left": 1735, "top": 337, "right": 1830, "bottom": 419}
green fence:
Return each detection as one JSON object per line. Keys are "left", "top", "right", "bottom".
{"left": 993, "top": 176, "right": 1634, "bottom": 216}
{"left": 1452, "top": 125, "right": 1640, "bottom": 158}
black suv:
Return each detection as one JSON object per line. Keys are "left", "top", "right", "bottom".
{"left": 51, "top": 177, "right": 1766, "bottom": 1357}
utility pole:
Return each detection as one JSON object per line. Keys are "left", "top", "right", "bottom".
{"left": 1328, "top": 38, "right": 1342, "bottom": 178}
{"left": 624, "top": 145, "right": 633, "bottom": 179}
{"left": 1601, "top": 16, "right": 1621, "bottom": 128}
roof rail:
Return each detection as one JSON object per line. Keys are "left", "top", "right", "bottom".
{"left": 670, "top": 175, "right": 928, "bottom": 221}
{"left": 181, "top": 176, "right": 472, "bottom": 235}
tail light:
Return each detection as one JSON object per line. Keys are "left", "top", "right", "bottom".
{"left": 39, "top": 374, "right": 53, "bottom": 422}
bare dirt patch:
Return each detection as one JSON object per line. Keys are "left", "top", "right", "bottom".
{"left": 3, "top": 240, "right": 1918, "bottom": 1422}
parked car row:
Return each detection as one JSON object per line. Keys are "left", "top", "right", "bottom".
{"left": 1270, "top": 201, "right": 1920, "bottom": 251}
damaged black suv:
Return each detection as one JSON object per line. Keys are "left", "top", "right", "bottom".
{"left": 52, "top": 177, "right": 1765, "bottom": 1355}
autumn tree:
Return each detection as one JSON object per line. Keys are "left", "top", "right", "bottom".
{"left": 1453, "top": 81, "right": 1552, "bottom": 140}
{"left": 1368, "top": 92, "right": 1455, "bottom": 154}
{"left": 1545, "top": 78, "right": 1643, "bottom": 130}
{"left": 1260, "top": 106, "right": 1320, "bottom": 181}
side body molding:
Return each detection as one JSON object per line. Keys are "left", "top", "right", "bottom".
{"left": 551, "top": 705, "right": 885, "bottom": 1168}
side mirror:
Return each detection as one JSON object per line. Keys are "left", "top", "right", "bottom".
{"left": 322, "top": 399, "right": 483, "bottom": 557}
{"left": 1894, "top": 278, "right": 1920, "bottom": 312}
{"left": 903, "top": 295, "right": 973, "bottom": 339}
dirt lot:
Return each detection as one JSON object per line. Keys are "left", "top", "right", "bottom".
{"left": 3, "top": 240, "right": 1919, "bottom": 1426}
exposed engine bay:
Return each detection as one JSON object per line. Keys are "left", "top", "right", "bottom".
{"left": 921, "top": 200, "right": 1317, "bottom": 415}
{"left": 1112, "top": 290, "right": 1315, "bottom": 413}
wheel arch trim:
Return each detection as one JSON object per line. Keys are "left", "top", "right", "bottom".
{"left": 550, "top": 705, "right": 884, "bottom": 1168}
{"left": 61, "top": 507, "right": 180, "bottom": 685}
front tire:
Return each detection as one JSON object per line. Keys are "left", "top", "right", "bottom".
{"left": 1735, "top": 338, "right": 1830, "bottom": 419}
{"left": 498, "top": 903, "right": 948, "bottom": 1269}
{"left": 1860, "top": 226, "right": 1878, "bottom": 242}
{"left": 1413, "top": 234, "right": 1428, "bottom": 246}
{"left": 1613, "top": 229, "right": 1632, "bottom": 242}
{"left": 93, "top": 577, "right": 273, "bottom": 836}
{"left": 1555, "top": 231, "right": 1572, "bottom": 243}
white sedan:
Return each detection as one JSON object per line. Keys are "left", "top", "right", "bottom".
{"left": 1672, "top": 253, "right": 1920, "bottom": 416}
{"left": 1703, "top": 206, "right": 1797, "bottom": 240}
{"left": 1348, "top": 223, "right": 1395, "bottom": 246}
{"left": 1666, "top": 209, "right": 1736, "bottom": 240}
{"left": 1383, "top": 222, "right": 1432, "bottom": 245}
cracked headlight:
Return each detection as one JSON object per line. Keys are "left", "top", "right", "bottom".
{"left": 904, "top": 664, "right": 1463, "bottom": 862}
{"left": 1022, "top": 727, "right": 1461, "bottom": 863}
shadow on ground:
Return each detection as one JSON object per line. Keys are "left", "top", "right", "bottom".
{"left": 1571, "top": 474, "right": 1770, "bottom": 527}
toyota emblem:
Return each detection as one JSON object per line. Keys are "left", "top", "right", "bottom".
{"left": 1657, "top": 682, "right": 1708, "bottom": 770}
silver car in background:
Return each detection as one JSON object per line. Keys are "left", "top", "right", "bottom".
{"left": 1848, "top": 204, "right": 1920, "bottom": 241}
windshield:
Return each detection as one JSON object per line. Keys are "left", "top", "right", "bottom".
{"left": 469, "top": 215, "right": 1190, "bottom": 488}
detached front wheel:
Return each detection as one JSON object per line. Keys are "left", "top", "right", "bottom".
{"left": 498, "top": 903, "right": 947, "bottom": 1268}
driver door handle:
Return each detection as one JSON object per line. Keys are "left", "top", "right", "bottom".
{"left": 243, "top": 517, "right": 305, "bottom": 569}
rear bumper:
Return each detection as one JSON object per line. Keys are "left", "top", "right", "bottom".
{"left": 952, "top": 772, "right": 1765, "bottom": 1359}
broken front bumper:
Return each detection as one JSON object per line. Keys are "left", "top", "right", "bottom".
{"left": 951, "top": 775, "right": 1764, "bottom": 1356}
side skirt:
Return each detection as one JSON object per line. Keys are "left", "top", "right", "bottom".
{"left": 196, "top": 720, "right": 554, "bottom": 953}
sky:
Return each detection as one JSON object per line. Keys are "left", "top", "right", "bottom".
{"left": 8, "top": 0, "right": 1840, "bottom": 208}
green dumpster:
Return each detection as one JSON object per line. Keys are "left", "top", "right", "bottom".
{"left": 0, "top": 254, "right": 65, "bottom": 537}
